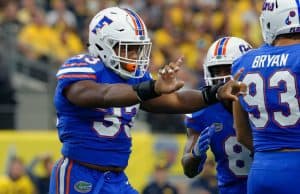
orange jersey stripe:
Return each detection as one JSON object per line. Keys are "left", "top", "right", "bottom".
{"left": 57, "top": 74, "right": 96, "bottom": 80}
{"left": 65, "top": 160, "right": 73, "bottom": 194}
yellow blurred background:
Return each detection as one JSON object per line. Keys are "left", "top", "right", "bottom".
{"left": 0, "top": 130, "right": 213, "bottom": 192}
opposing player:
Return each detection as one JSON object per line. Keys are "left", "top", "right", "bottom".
{"left": 182, "top": 37, "right": 253, "bottom": 194}
{"left": 49, "top": 7, "right": 244, "bottom": 194}
{"left": 232, "top": 1, "right": 300, "bottom": 193}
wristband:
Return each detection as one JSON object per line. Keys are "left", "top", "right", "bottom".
{"left": 201, "top": 82, "right": 224, "bottom": 105}
{"left": 132, "top": 80, "right": 160, "bottom": 101}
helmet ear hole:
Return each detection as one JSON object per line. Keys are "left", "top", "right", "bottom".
{"left": 95, "top": 44, "right": 106, "bottom": 58}
{"left": 95, "top": 44, "right": 103, "bottom": 51}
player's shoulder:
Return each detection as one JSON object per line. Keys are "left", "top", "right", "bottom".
{"left": 56, "top": 54, "right": 107, "bottom": 79}
{"left": 271, "top": 43, "right": 300, "bottom": 54}
{"left": 239, "top": 43, "right": 300, "bottom": 56}
{"left": 233, "top": 43, "right": 300, "bottom": 73}
{"left": 186, "top": 103, "right": 220, "bottom": 119}
{"left": 232, "top": 46, "right": 262, "bottom": 74}
{"left": 234, "top": 46, "right": 261, "bottom": 63}
{"left": 62, "top": 54, "right": 105, "bottom": 70}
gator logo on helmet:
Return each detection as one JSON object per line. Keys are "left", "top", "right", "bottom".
{"left": 92, "top": 16, "right": 113, "bottom": 34}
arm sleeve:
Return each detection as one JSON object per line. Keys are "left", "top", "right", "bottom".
{"left": 56, "top": 57, "right": 98, "bottom": 93}
{"left": 185, "top": 110, "right": 209, "bottom": 133}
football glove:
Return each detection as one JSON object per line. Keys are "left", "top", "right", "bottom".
{"left": 192, "top": 125, "right": 215, "bottom": 173}
{"left": 192, "top": 125, "right": 215, "bottom": 158}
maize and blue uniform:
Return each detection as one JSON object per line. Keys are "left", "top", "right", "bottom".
{"left": 49, "top": 54, "right": 151, "bottom": 194}
{"left": 185, "top": 103, "right": 252, "bottom": 194}
{"left": 232, "top": 43, "right": 300, "bottom": 194}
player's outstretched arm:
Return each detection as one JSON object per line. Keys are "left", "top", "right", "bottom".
{"left": 181, "top": 127, "right": 213, "bottom": 178}
{"left": 63, "top": 58, "right": 186, "bottom": 108}
{"left": 141, "top": 57, "right": 218, "bottom": 113}
{"left": 141, "top": 65, "right": 246, "bottom": 113}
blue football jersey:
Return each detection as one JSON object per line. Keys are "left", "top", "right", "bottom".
{"left": 232, "top": 43, "right": 300, "bottom": 152}
{"left": 185, "top": 103, "right": 252, "bottom": 189}
{"left": 54, "top": 54, "right": 152, "bottom": 168}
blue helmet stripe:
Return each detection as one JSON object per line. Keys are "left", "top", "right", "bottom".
{"left": 124, "top": 8, "right": 144, "bottom": 35}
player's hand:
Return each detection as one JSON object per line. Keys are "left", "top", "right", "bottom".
{"left": 154, "top": 57, "right": 185, "bottom": 95}
{"left": 192, "top": 126, "right": 215, "bottom": 158}
{"left": 217, "top": 68, "right": 247, "bottom": 102}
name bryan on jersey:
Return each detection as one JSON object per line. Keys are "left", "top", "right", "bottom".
{"left": 251, "top": 54, "right": 289, "bottom": 68}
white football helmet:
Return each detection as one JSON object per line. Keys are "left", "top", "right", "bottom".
{"left": 88, "top": 7, "right": 152, "bottom": 79}
{"left": 204, "top": 37, "right": 252, "bottom": 86}
{"left": 260, "top": 0, "right": 300, "bottom": 45}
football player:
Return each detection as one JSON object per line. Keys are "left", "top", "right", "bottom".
{"left": 49, "top": 7, "right": 244, "bottom": 194}
{"left": 182, "top": 37, "right": 253, "bottom": 194}
{"left": 232, "top": 0, "right": 300, "bottom": 193}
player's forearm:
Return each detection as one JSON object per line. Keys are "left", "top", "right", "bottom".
{"left": 236, "top": 132, "right": 254, "bottom": 151}
{"left": 233, "top": 101, "right": 254, "bottom": 151}
{"left": 173, "top": 84, "right": 225, "bottom": 112}
{"left": 141, "top": 89, "right": 207, "bottom": 113}
{"left": 175, "top": 90, "right": 208, "bottom": 112}
{"left": 234, "top": 115, "right": 253, "bottom": 149}
{"left": 181, "top": 153, "right": 205, "bottom": 178}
